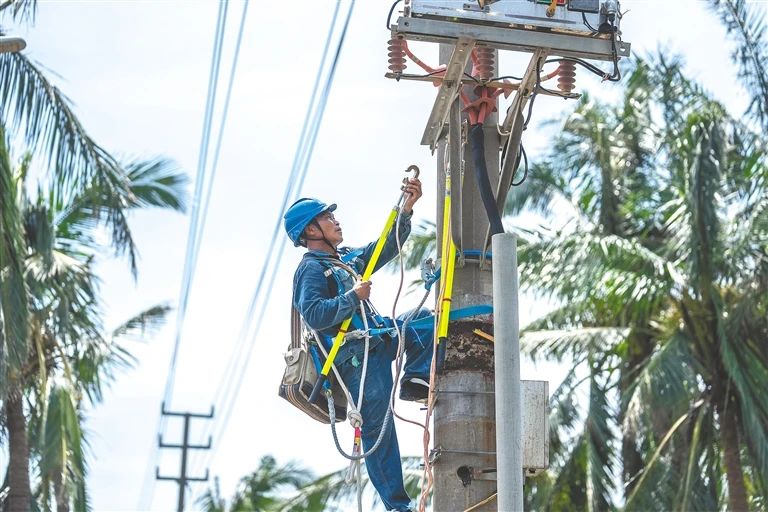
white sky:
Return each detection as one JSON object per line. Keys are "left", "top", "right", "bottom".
{"left": 3, "top": 0, "right": 760, "bottom": 510}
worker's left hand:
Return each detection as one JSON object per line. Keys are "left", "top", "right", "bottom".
{"left": 402, "top": 177, "right": 422, "bottom": 215}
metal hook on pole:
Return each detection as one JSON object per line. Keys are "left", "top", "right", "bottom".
{"left": 397, "top": 164, "right": 421, "bottom": 208}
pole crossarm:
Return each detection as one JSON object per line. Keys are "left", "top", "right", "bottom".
{"left": 161, "top": 403, "right": 215, "bottom": 418}
{"left": 392, "top": 16, "right": 629, "bottom": 62}
{"left": 155, "top": 468, "right": 210, "bottom": 483}
{"left": 155, "top": 407, "right": 214, "bottom": 511}
{"left": 158, "top": 436, "right": 213, "bottom": 450}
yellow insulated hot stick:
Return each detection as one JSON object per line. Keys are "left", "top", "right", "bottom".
{"left": 309, "top": 165, "right": 420, "bottom": 404}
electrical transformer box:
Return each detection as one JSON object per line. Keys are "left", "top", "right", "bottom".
{"left": 405, "top": 0, "right": 619, "bottom": 35}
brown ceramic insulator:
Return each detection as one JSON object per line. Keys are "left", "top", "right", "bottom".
{"left": 387, "top": 38, "right": 407, "bottom": 74}
{"left": 557, "top": 60, "right": 577, "bottom": 93}
{"left": 473, "top": 47, "right": 495, "bottom": 81}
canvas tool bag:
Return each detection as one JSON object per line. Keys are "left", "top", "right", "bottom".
{"left": 278, "top": 305, "right": 348, "bottom": 424}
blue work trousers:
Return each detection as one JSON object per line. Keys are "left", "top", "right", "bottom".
{"left": 334, "top": 307, "right": 433, "bottom": 512}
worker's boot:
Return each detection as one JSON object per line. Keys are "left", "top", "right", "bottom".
{"left": 399, "top": 377, "right": 429, "bottom": 403}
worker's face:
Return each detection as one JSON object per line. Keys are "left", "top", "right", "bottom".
{"left": 311, "top": 210, "right": 343, "bottom": 247}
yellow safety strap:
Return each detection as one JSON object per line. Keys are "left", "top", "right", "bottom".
{"left": 320, "top": 207, "right": 399, "bottom": 377}
{"left": 436, "top": 176, "right": 457, "bottom": 340}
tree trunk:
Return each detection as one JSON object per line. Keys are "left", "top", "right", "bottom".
{"left": 719, "top": 398, "right": 749, "bottom": 512}
{"left": 620, "top": 331, "right": 653, "bottom": 497}
{"left": 6, "top": 393, "right": 31, "bottom": 512}
{"left": 52, "top": 468, "right": 71, "bottom": 512}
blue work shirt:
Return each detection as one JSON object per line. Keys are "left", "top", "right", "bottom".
{"left": 292, "top": 211, "right": 412, "bottom": 361}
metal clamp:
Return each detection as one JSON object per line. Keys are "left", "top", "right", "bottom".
{"left": 430, "top": 445, "right": 497, "bottom": 465}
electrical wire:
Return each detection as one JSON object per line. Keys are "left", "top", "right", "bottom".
{"left": 187, "top": 0, "right": 347, "bottom": 478}
{"left": 386, "top": 0, "right": 402, "bottom": 30}
{"left": 137, "top": 2, "right": 229, "bottom": 508}
{"left": 511, "top": 143, "right": 528, "bottom": 187}
{"left": 490, "top": 74, "right": 523, "bottom": 81}
{"left": 582, "top": 12, "right": 599, "bottom": 33}
{"left": 189, "top": 0, "right": 356, "bottom": 484}
{"left": 522, "top": 91, "right": 538, "bottom": 130}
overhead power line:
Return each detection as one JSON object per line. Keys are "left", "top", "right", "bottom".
{"left": 189, "top": 0, "right": 356, "bottom": 483}
{"left": 138, "top": 1, "right": 231, "bottom": 508}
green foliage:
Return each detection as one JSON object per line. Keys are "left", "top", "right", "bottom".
{"left": 706, "top": 0, "right": 768, "bottom": 131}
{"left": 399, "top": 48, "right": 768, "bottom": 510}
{"left": 0, "top": 125, "right": 29, "bottom": 378}
{"left": 200, "top": 456, "right": 426, "bottom": 512}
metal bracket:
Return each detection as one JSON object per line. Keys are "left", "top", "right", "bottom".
{"left": 448, "top": 97, "right": 464, "bottom": 251}
{"left": 430, "top": 445, "right": 497, "bottom": 465}
{"left": 481, "top": 50, "right": 546, "bottom": 251}
{"left": 421, "top": 37, "right": 475, "bottom": 151}
{"left": 458, "top": 465, "right": 498, "bottom": 485}
{"left": 435, "top": 388, "right": 495, "bottom": 395}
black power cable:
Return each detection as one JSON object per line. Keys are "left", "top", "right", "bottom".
{"left": 582, "top": 12, "right": 599, "bottom": 33}
{"left": 469, "top": 124, "right": 504, "bottom": 235}
{"left": 386, "top": 0, "right": 402, "bottom": 30}
{"left": 511, "top": 144, "right": 529, "bottom": 187}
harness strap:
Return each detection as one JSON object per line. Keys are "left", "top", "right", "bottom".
{"left": 344, "top": 304, "right": 494, "bottom": 338}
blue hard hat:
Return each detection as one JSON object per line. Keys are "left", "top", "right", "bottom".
{"left": 283, "top": 198, "right": 337, "bottom": 246}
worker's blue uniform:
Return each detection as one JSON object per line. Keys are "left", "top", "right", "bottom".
{"left": 292, "top": 212, "right": 432, "bottom": 512}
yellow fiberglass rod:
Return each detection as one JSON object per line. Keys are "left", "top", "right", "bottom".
{"left": 437, "top": 177, "right": 457, "bottom": 340}
{"left": 309, "top": 165, "right": 420, "bottom": 404}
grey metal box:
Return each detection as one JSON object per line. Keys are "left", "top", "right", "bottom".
{"left": 568, "top": 0, "right": 600, "bottom": 13}
{"left": 522, "top": 379, "right": 549, "bottom": 474}
{"left": 409, "top": 0, "right": 601, "bottom": 33}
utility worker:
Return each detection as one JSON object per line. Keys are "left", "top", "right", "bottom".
{"left": 283, "top": 177, "right": 431, "bottom": 512}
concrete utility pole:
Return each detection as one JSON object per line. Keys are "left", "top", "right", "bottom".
{"left": 156, "top": 405, "right": 214, "bottom": 512}
{"left": 433, "top": 44, "right": 501, "bottom": 512}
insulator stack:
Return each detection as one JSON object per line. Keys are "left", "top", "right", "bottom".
{"left": 557, "top": 60, "right": 577, "bottom": 93}
{"left": 473, "top": 47, "right": 495, "bottom": 81}
{"left": 387, "top": 38, "right": 407, "bottom": 74}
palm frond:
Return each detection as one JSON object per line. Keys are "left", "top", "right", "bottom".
{"left": 625, "top": 399, "right": 706, "bottom": 510}
{"left": 546, "top": 434, "right": 588, "bottom": 511}
{"left": 110, "top": 304, "right": 171, "bottom": 340}
{"left": 0, "top": 123, "right": 29, "bottom": 375}
{"left": 0, "top": 0, "right": 37, "bottom": 23}
{"left": 0, "top": 52, "right": 127, "bottom": 202}
{"left": 521, "top": 327, "right": 627, "bottom": 363}
{"left": 520, "top": 231, "right": 680, "bottom": 321}
{"left": 395, "top": 220, "right": 436, "bottom": 272}
{"left": 681, "top": 108, "right": 727, "bottom": 289}
{"left": 548, "top": 364, "right": 583, "bottom": 464}
{"left": 503, "top": 161, "right": 570, "bottom": 218}
{"left": 585, "top": 363, "right": 617, "bottom": 511}
{"left": 706, "top": 0, "right": 768, "bottom": 130}
{"left": 123, "top": 157, "right": 188, "bottom": 212}
{"left": 622, "top": 332, "right": 698, "bottom": 436}
{"left": 276, "top": 456, "right": 423, "bottom": 512}
{"left": 196, "top": 477, "right": 227, "bottom": 512}
{"left": 719, "top": 326, "right": 768, "bottom": 489}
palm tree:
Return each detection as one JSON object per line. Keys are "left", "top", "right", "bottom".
{"left": 516, "top": 56, "right": 767, "bottom": 511}
{"left": 706, "top": 0, "right": 768, "bottom": 133}
{"left": 27, "top": 304, "right": 172, "bottom": 512}
{"left": 401, "top": 52, "right": 767, "bottom": 510}
{"left": 198, "top": 456, "right": 314, "bottom": 512}
{"left": 1, "top": 124, "right": 33, "bottom": 512}
{"left": 199, "top": 455, "right": 425, "bottom": 512}
{"left": 0, "top": 120, "right": 187, "bottom": 511}
{"left": 1, "top": 2, "right": 134, "bottom": 228}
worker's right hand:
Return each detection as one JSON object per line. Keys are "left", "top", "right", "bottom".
{"left": 353, "top": 280, "right": 372, "bottom": 301}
